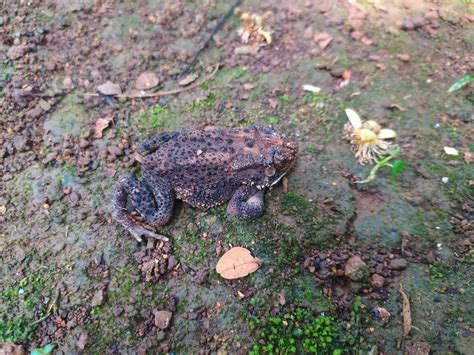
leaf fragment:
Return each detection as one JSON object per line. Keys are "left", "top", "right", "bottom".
{"left": 443, "top": 146, "right": 459, "bottom": 156}
{"left": 302, "top": 84, "right": 321, "bottom": 93}
{"left": 93, "top": 116, "right": 113, "bottom": 139}
{"left": 216, "top": 247, "right": 262, "bottom": 279}
{"left": 377, "top": 129, "right": 397, "bottom": 139}
{"left": 399, "top": 284, "right": 412, "bottom": 336}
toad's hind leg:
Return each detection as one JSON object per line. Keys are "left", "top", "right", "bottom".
{"left": 227, "top": 185, "right": 265, "bottom": 220}
{"left": 112, "top": 173, "right": 174, "bottom": 242}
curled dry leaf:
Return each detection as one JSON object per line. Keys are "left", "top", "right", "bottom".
{"left": 136, "top": 72, "right": 159, "bottom": 90}
{"left": 97, "top": 81, "right": 122, "bottom": 96}
{"left": 94, "top": 116, "right": 113, "bottom": 139}
{"left": 400, "top": 284, "right": 412, "bottom": 336}
{"left": 179, "top": 73, "right": 199, "bottom": 86}
{"left": 216, "top": 247, "right": 262, "bottom": 280}
{"left": 375, "top": 306, "right": 391, "bottom": 321}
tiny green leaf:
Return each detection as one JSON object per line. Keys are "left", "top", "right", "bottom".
{"left": 448, "top": 74, "right": 473, "bottom": 93}
{"left": 390, "top": 160, "right": 406, "bottom": 177}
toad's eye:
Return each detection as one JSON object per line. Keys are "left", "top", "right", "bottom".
{"left": 265, "top": 166, "right": 276, "bottom": 177}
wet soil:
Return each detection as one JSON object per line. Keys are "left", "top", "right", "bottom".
{"left": 0, "top": 0, "right": 473, "bottom": 353}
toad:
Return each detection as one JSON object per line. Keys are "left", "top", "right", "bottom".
{"left": 112, "top": 125, "right": 297, "bottom": 241}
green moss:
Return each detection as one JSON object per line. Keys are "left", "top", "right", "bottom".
{"left": 138, "top": 104, "right": 172, "bottom": 130}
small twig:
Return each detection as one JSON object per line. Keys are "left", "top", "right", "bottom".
{"left": 29, "top": 289, "right": 60, "bottom": 326}
{"left": 179, "top": 0, "right": 242, "bottom": 77}
{"left": 80, "top": 64, "right": 220, "bottom": 99}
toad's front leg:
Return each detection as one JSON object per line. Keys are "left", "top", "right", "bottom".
{"left": 112, "top": 173, "right": 175, "bottom": 242}
{"left": 227, "top": 185, "right": 265, "bottom": 220}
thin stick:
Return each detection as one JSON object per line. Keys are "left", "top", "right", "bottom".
{"left": 179, "top": 0, "right": 242, "bottom": 77}
{"left": 81, "top": 64, "right": 219, "bottom": 99}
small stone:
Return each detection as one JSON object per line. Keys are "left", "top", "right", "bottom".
{"left": 167, "top": 255, "right": 178, "bottom": 271}
{"left": 345, "top": 256, "right": 369, "bottom": 281}
{"left": 303, "top": 26, "right": 313, "bottom": 40}
{"left": 156, "top": 330, "right": 166, "bottom": 341}
{"left": 154, "top": 310, "right": 173, "bottom": 330}
{"left": 330, "top": 67, "right": 346, "bottom": 78}
{"left": 425, "top": 10, "right": 438, "bottom": 20}
{"left": 411, "top": 16, "right": 426, "bottom": 28}
{"left": 397, "top": 54, "right": 410, "bottom": 62}
{"left": 113, "top": 307, "right": 124, "bottom": 317}
{"left": 91, "top": 289, "right": 105, "bottom": 307}
{"left": 389, "top": 258, "right": 408, "bottom": 270}
{"left": 370, "top": 274, "right": 385, "bottom": 288}
{"left": 63, "top": 77, "right": 74, "bottom": 89}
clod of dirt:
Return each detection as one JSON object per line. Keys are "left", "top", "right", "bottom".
{"left": 154, "top": 310, "right": 173, "bottom": 330}
{"left": 134, "top": 241, "right": 180, "bottom": 282}
{"left": 389, "top": 258, "right": 408, "bottom": 270}
{"left": 344, "top": 255, "right": 369, "bottom": 281}
{"left": 91, "top": 289, "right": 105, "bottom": 307}
{"left": 7, "top": 44, "right": 29, "bottom": 60}
{"left": 370, "top": 274, "right": 385, "bottom": 288}
{"left": 135, "top": 72, "right": 160, "bottom": 90}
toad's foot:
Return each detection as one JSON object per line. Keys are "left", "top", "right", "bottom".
{"left": 112, "top": 173, "right": 174, "bottom": 241}
{"left": 227, "top": 185, "right": 265, "bottom": 220}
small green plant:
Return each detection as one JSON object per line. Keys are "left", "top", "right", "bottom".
{"left": 189, "top": 91, "right": 217, "bottom": 111}
{"left": 447, "top": 74, "right": 473, "bottom": 93}
{"left": 356, "top": 145, "right": 406, "bottom": 184}
{"left": 249, "top": 309, "right": 347, "bottom": 354}
{"left": 265, "top": 116, "right": 280, "bottom": 125}
{"left": 139, "top": 104, "right": 171, "bottom": 129}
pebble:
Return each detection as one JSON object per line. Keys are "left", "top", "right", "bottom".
{"left": 154, "top": 310, "right": 173, "bottom": 330}
{"left": 397, "top": 54, "right": 410, "bottom": 62}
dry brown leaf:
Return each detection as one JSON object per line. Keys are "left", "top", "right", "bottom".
{"left": 234, "top": 45, "right": 261, "bottom": 55}
{"left": 400, "top": 284, "right": 412, "bottom": 336}
{"left": 179, "top": 73, "right": 199, "bottom": 86}
{"left": 136, "top": 72, "right": 159, "bottom": 90}
{"left": 97, "top": 81, "right": 122, "bottom": 96}
{"left": 94, "top": 116, "right": 113, "bottom": 139}
{"left": 216, "top": 247, "right": 262, "bottom": 279}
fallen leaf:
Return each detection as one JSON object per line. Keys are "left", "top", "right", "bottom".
{"left": 93, "top": 117, "right": 113, "bottom": 139}
{"left": 447, "top": 74, "right": 473, "bottom": 93}
{"left": 400, "top": 284, "right": 412, "bottom": 336}
{"left": 302, "top": 84, "right": 321, "bottom": 93}
{"left": 397, "top": 54, "right": 410, "bottom": 62}
{"left": 318, "top": 37, "right": 332, "bottom": 50}
{"left": 387, "top": 103, "right": 406, "bottom": 111}
{"left": 97, "top": 81, "right": 122, "bottom": 96}
{"left": 464, "top": 152, "right": 473, "bottom": 164}
{"left": 135, "top": 72, "right": 159, "bottom": 90}
{"left": 216, "top": 247, "right": 262, "bottom": 280}
{"left": 179, "top": 73, "right": 199, "bottom": 86}
{"left": 443, "top": 147, "right": 459, "bottom": 156}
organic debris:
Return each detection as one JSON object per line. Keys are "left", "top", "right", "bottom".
{"left": 302, "top": 84, "right": 321, "bottom": 93}
{"left": 400, "top": 284, "right": 412, "bottom": 336}
{"left": 237, "top": 12, "right": 272, "bottom": 45}
{"left": 97, "top": 81, "right": 122, "bottom": 96}
{"left": 443, "top": 146, "right": 459, "bottom": 156}
{"left": 216, "top": 247, "right": 262, "bottom": 279}
{"left": 178, "top": 73, "right": 199, "bottom": 86}
{"left": 344, "top": 108, "right": 397, "bottom": 165}
{"left": 93, "top": 116, "right": 113, "bottom": 139}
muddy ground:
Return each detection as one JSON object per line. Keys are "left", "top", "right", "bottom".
{"left": 0, "top": 0, "right": 473, "bottom": 354}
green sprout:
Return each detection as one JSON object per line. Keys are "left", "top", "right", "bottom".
{"left": 356, "top": 145, "right": 406, "bottom": 184}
